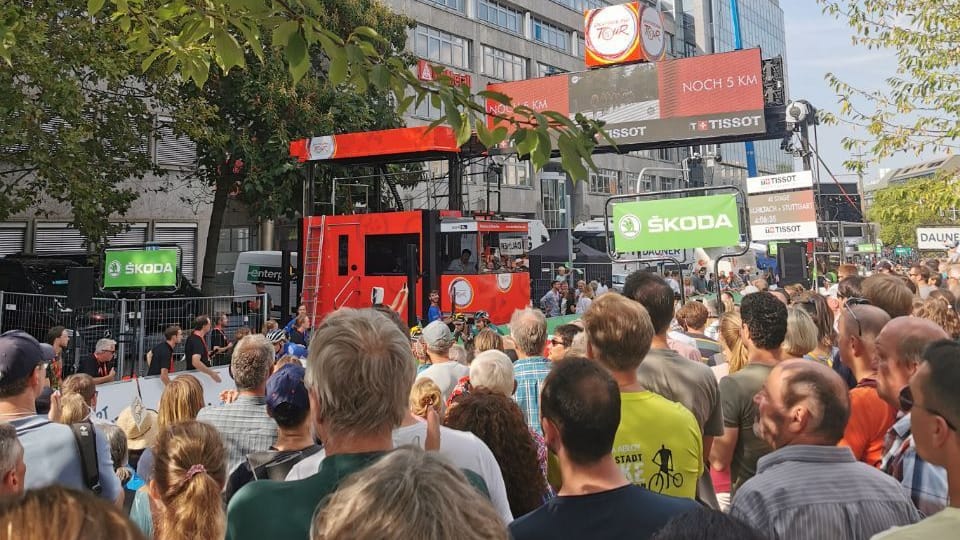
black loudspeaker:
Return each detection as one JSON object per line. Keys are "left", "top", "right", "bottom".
{"left": 67, "top": 267, "right": 96, "bottom": 310}
{"left": 777, "top": 243, "right": 809, "bottom": 286}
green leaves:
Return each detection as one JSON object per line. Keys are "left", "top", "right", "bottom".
{"left": 87, "top": 0, "right": 106, "bottom": 15}
{"left": 213, "top": 27, "right": 245, "bottom": 73}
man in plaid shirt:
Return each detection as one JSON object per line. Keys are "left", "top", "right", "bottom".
{"left": 510, "top": 308, "right": 552, "bottom": 435}
{"left": 875, "top": 317, "right": 949, "bottom": 516}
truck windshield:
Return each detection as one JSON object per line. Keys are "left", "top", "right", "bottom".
{"left": 440, "top": 232, "right": 478, "bottom": 274}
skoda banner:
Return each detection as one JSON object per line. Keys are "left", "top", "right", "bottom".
{"left": 611, "top": 194, "right": 741, "bottom": 252}
{"left": 103, "top": 247, "right": 179, "bottom": 289}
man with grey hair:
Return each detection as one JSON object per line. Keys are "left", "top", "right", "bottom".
{"left": 0, "top": 423, "right": 25, "bottom": 497}
{"left": 418, "top": 321, "right": 469, "bottom": 403}
{"left": 470, "top": 350, "right": 516, "bottom": 397}
{"left": 227, "top": 308, "right": 421, "bottom": 539}
{"left": 510, "top": 308, "right": 551, "bottom": 435}
{"left": 198, "top": 334, "right": 277, "bottom": 472}
{"left": 78, "top": 338, "right": 116, "bottom": 385}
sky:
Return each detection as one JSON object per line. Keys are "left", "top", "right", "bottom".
{"left": 779, "top": 1, "right": 939, "bottom": 184}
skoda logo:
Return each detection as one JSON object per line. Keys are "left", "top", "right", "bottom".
{"left": 107, "top": 260, "right": 121, "bottom": 278}
{"left": 618, "top": 214, "right": 642, "bottom": 239}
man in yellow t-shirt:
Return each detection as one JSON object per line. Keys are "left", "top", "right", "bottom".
{"left": 582, "top": 293, "right": 703, "bottom": 500}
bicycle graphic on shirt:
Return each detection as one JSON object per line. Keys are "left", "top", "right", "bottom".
{"left": 648, "top": 445, "right": 683, "bottom": 493}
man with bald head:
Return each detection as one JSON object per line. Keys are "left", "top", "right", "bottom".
{"left": 877, "top": 317, "right": 951, "bottom": 516}
{"left": 730, "top": 360, "right": 919, "bottom": 540}
{"left": 837, "top": 304, "right": 895, "bottom": 467}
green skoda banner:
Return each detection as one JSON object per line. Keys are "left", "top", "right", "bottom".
{"left": 612, "top": 194, "right": 741, "bottom": 252}
{"left": 103, "top": 247, "right": 179, "bottom": 289}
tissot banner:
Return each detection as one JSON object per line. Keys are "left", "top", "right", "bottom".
{"left": 749, "top": 189, "right": 818, "bottom": 241}
{"left": 611, "top": 194, "right": 741, "bottom": 251}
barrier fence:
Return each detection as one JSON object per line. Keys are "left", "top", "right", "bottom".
{"left": 0, "top": 291, "right": 269, "bottom": 380}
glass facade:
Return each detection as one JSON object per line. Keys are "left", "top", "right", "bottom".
{"left": 710, "top": 0, "right": 792, "bottom": 177}
{"left": 482, "top": 45, "right": 527, "bottom": 81}
{"left": 477, "top": 0, "right": 523, "bottom": 34}
{"left": 413, "top": 25, "right": 471, "bottom": 69}
{"left": 532, "top": 18, "right": 571, "bottom": 53}
{"left": 423, "top": 0, "right": 464, "bottom": 12}
{"left": 589, "top": 168, "right": 618, "bottom": 194}
{"left": 548, "top": 0, "right": 609, "bottom": 13}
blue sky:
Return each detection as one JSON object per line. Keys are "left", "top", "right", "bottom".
{"left": 779, "top": 1, "right": 938, "bottom": 182}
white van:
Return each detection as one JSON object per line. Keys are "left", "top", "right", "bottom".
{"left": 233, "top": 251, "right": 299, "bottom": 316}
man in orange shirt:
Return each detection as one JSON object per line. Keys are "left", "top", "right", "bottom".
{"left": 837, "top": 303, "right": 896, "bottom": 467}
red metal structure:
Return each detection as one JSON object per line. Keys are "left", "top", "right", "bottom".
{"left": 290, "top": 126, "right": 530, "bottom": 326}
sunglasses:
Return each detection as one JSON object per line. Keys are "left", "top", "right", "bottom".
{"left": 900, "top": 385, "right": 957, "bottom": 431}
{"left": 844, "top": 297, "right": 871, "bottom": 336}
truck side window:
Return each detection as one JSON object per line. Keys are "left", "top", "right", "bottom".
{"left": 338, "top": 235, "right": 349, "bottom": 276}
{"left": 364, "top": 234, "right": 419, "bottom": 276}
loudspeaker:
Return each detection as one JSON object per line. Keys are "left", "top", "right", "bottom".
{"left": 67, "top": 267, "right": 96, "bottom": 310}
{"left": 777, "top": 243, "right": 809, "bottom": 286}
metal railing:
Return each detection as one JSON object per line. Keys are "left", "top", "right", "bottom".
{"left": 0, "top": 291, "right": 269, "bottom": 380}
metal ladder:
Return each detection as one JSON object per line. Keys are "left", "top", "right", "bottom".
{"left": 301, "top": 215, "right": 326, "bottom": 325}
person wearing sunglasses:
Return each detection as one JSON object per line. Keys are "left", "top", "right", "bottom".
{"left": 876, "top": 340, "right": 960, "bottom": 539}
{"left": 876, "top": 317, "right": 951, "bottom": 517}
{"left": 836, "top": 303, "right": 894, "bottom": 468}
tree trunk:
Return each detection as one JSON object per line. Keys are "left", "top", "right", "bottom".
{"left": 201, "top": 175, "right": 231, "bottom": 295}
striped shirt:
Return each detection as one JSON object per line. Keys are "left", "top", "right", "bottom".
{"left": 880, "top": 413, "right": 949, "bottom": 516}
{"left": 513, "top": 356, "right": 552, "bottom": 435}
{"left": 197, "top": 395, "right": 278, "bottom": 473}
{"left": 730, "top": 445, "right": 920, "bottom": 540}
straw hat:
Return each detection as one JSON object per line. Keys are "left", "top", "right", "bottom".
{"left": 116, "top": 404, "right": 159, "bottom": 451}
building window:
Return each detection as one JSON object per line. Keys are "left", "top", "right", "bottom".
{"left": 532, "top": 18, "right": 570, "bottom": 52}
{"left": 502, "top": 156, "right": 530, "bottom": 187}
{"left": 481, "top": 46, "right": 527, "bottom": 81}
{"left": 414, "top": 95, "right": 445, "bottom": 120}
{"left": 365, "top": 234, "right": 420, "bottom": 276}
{"left": 477, "top": 0, "right": 522, "bottom": 34}
{"left": 622, "top": 172, "right": 639, "bottom": 194}
{"left": 537, "top": 63, "right": 566, "bottom": 78}
{"left": 589, "top": 168, "right": 618, "bottom": 194}
{"left": 641, "top": 174, "right": 655, "bottom": 192}
{"left": 549, "top": 0, "right": 608, "bottom": 12}
{"left": 424, "top": 0, "right": 464, "bottom": 12}
{"left": 683, "top": 41, "right": 697, "bottom": 58}
{"left": 414, "top": 25, "right": 470, "bottom": 69}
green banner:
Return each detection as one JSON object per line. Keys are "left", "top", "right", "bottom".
{"left": 612, "top": 194, "right": 741, "bottom": 252}
{"left": 103, "top": 248, "right": 179, "bottom": 289}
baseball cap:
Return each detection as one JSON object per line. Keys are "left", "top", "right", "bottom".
{"left": 266, "top": 364, "right": 309, "bottom": 412}
{"left": 0, "top": 330, "right": 43, "bottom": 384}
{"left": 39, "top": 343, "right": 55, "bottom": 362}
{"left": 422, "top": 321, "right": 454, "bottom": 349}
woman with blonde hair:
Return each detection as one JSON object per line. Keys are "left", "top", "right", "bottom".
{"left": 157, "top": 375, "right": 205, "bottom": 428}
{"left": 149, "top": 421, "right": 227, "bottom": 540}
{"left": 782, "top": 306, "right": 819, "bottom": 359}
{"left": 914, "top": 296, "right": 960, "bottom": 339}
{"left": 0, "top": 485, "right": 146, "bottom": 540}
{"left": 56, "top": 392, "right": 93, "bottom": 425}
{"left": 311, "top": 446, "right": 507, "bottom": 540}
{"left": 712, "top": 311, "right": 749, "bottom": 380}
{"left": 575, "top": 282, "right": 594, "bottom": 314}
{"left": 409, "top": 377, "right": 444, "bottom": 418}
{"left": 473, "top": 328, "right": 503, "bottom": 354}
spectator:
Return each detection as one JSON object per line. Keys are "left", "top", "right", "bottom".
{"left": 539, "top": 279, "right": 563, "bottom": 317}
{"left": 650, "top": 507, "right": 765, "bottom": 540}
{"left": 837, "top": 304, "right": 895, "bottom": 467}
{"left": 284, "top": 309, "right": 514, "bottom": 525}
{"left": 57, "top": 392, "right": 93, "bottom": 425}
{"left": 449, "top": 343, "right": 469, "bottom": 366}
{"left": 410, "top": 377, "right": 444, "bottom": 418}
{"left": 288, "top": 315, "right": 310, "bottom": 347}
{"left": 44, "top": 325, "right": 68, "bottom": 389}
{"left": 730, "top": 360, "right": 919, "bottom": 539}
{"left": 676, "top": 300, "right": 721, "bottom": 360}
{"left": 197, "top": 334, "right": 277, "bottom": 473}
{"left": 862, "top": 274, "right": 915, "bottom": 319}
{"left": 136, "top": 374, "right": 203, "bottom": 482}
{"left": 712, "top": 312, "right": 748, "bottom": 380}
{"left": 183, "top": 315, "right": 222, "bottom": 383}
{"left": 261, "top": 319, "right": 279, "bottom": 334}
{"left": 0, "top": 423, "right": 25, "bottom": 497}
{"left": 146, "top": 325, "right": 182, "bottom": 385}
{"left": 781, "top": 306, "right": 818, "bottom": 359}
{"left": 445, "top": 389, "right": 549, "bottom": 516}
{"left": 311, "top": 446, "right": 507, "bottom": 540}
{"left": 622, "top": 272, "right": 723, "bottom": 460}
{"left": 509, "top": 308, "right": 551, "bottom": 435}
{"left": 509, "top": 358, "right": 698, "bottom": 540}
{"left": 209, "top": 312, "right": 234, "bottom": 366}
{"left": 417, "top": 320, "right": 470, "bottom": 403}
{"left": 59, "top": 373, "right": 103, "bottom": 423}
{"left": 473, "top": 328, "right": 503, "bottom": 354}
{"left": 692, "top": 267, "right": 709, "bottom": 295}
{"left": 793, "top": 292, "right": 836, "bottom": 366}
{"left": 227, "top": 308, "right": 440, "bottom": 539}
{"left": 99, "top": 423, "right": 141, "bottom": 512}
{"left": 909, "top": 265, "right": 935, "bottom": 299}
{"left": 837, "top": 275, "right": 865, "bottom": 304}
{"left": 875, "top": 340, "right": 960, "bottom": 538}
{"left": 247, "top": 282, "right": 274, "bottom": 313}
{"left": 272, "top": 354, "right": 301, "bottom": 373}
{"left": 0, "top": 330, "right": 120, "bottom": 502}
{"left": 710, "top": 292, "right": 786, "bottom": 494}
{"left": 149, "top": 421, "right": 228, "bottom": 540}
{"left": 547, "top": 324, "right": 582, "bottom": 362}
{"left": 0, "top": 485, "right": 145, "bottom": 540}
{"left": 913, "top": 297, "right": 960, "bottom": 339}
{"left": 575, "top": 282, "right": 594, "bottom": 314}
{"left": 78, "top": 338, "right": 117, "bottom": 385}
{"left": 877, "top": 317, "right": 951, "bottom": 516}
{"left": 581, "top": 293, "right": 703, "bottom": 499}
{"left": 426, "top": 290, "right": 442, "bottom": 323}
{"left": 224, "top": 364, "right": 321, "bottom": 502}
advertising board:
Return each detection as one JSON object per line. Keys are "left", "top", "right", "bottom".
{"left": 748, "top": 189, "right": 818, "bottom": 241}
{"left": 584, "top": 2, "right": 665, "bottom": 67}
{"left": 487, "top": 48, "right": 765, "bottom": 145}
{"left": 611, "top": 194, "right": 741, "bottom": 251}
{"left": 746, "top": 170, "right": 815, "bottom": 194}
{"left": 916, "top": 227, "right": 960, "bottom": 250}
{"left": 102, "top": 247, "right": 179, "bottom": 290}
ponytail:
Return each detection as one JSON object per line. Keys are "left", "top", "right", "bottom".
{"left": 151, "top": 421, "right": 227, "bottom": 540}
